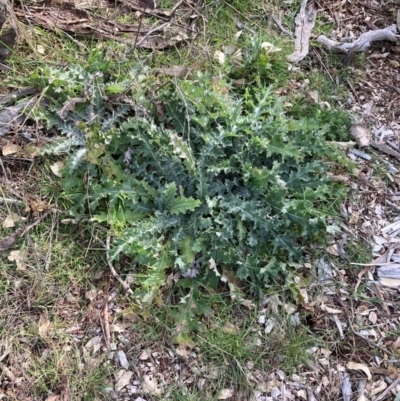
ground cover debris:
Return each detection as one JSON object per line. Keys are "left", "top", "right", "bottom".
{"left": 0, "top": 0, "right": 400, "bottom": 400}
{"left": 14, "top": 0, "right": 200, "bottom": 49}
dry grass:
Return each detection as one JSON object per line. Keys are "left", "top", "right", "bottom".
{"left": 1, "top": 1, "right": 399, "bottom": 400}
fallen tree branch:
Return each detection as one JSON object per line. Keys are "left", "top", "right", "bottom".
{"left": 317, "top": 25, "right": 399, "bottom": 65}
{"left": 0, "top": 197, "right": 24, "bottom": 205}
{"left": 287, "top": 0, "right": 316, "bottom": 62}
{"left": 370, "top": 140, "right": 400, "bottom": 161}
{"left": 0, "top": 87, "right": 39, "bottom": 106}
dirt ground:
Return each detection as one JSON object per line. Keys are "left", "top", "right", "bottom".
{"left": 0, "top": 1, "right": 400, "bottom": 400}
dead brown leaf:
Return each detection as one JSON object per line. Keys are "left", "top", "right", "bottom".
{"left": 379, "top": 277, "right": 400, "bottom": 287}
{"left": 326, "top": 244, "right": 340, "bottom": 256}
{"left": 142, "top": 374, "right": 162, "bottom": 396}
{"left": 368, "top": 311, "right": 377, "bottom": 324}
{"left": 222, "top": 322, "right": 238, "bottom": 334}
{"left": 175, "top": 345, "right": 190, "bottom": 359}
{"left": 139, "top": 349, "right": 151, "bottom": 360}
{"left": 155, "top": 65, "right": 188, "bottom": 77}
{"left": 39, "top": 317, "right": 53, "bottom": 338}
{"left": 2, "top": 142, "right": 20, "bottom": 156}
{"left": 370, "top": 381, "right": 387, "bottom": 396}
{"left": 347, "top": 362, "right": 372, "bottom": 380}
{"left": 25, "top": 196, "right": 50, "bottom": 213}
{"left": 355, "top": 266, "right": 374, "bottom": 292}
{"left": 218, "top": 388, "right": 234, "bottom": 399}
{"left": 2, "top": 212, "right": 24, "bottom": 228}
{"left": 369, "top": 366, "right": 392, "bottom": 376}
{"left": 391, "top": 336, "right": 400, "bottom": 350}
{"left": 321, "top": 304, "right": 342, "bottom": 314}
{"left": 369, "top": 52, "right": 389, "bottom": 59}
{"left": 115, "top": 370, "right": 134, "bottom": 392}
{"left": 45, "top": 395, "right": 60, "bottom": 401}
{"left": 7, "top": 249, "right": 28, "bottom": 270}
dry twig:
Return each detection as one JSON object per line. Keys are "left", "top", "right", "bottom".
{"left": 337, "top": 297, "right": 396, "bottom": 358}
{"left": 105, "top": 236, "right": 133, "bottom": 294}
{"left": 374, "top": 376, "right": 400, "bottom": 401}
{"left": 370, "top": 140, "right": 400, "bottom": 161}
{"left": 101, "top": 288, "right": 111, "bottom": 350}
{"left": 271, "top": 14, "right": 292, "bottom": 37}
{"left": 0, "top": 209, "right": 52, "bottom": 252}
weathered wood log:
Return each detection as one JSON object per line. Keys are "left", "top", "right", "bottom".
{"left": 287, "top": 0, "right": 316, "bottom": 62}
{"left": 317, "top": 25, "right": 399, "bottom": 54}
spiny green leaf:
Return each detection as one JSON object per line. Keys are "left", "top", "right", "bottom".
{"left": 169, "top": 196, "right": 201, "bottom": 215}
{"left": 49, "top": 61, "right": 347, "bottom": 321}
{"left": 181, "top": 237, "right": 196, "bottom": 264}
{"left": 170, "top": 133, "right": 196, "bottom": 174}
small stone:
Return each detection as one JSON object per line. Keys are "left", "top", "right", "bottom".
{"left": 271, "top": 387, "right": 281, "bottom": 398}
{"left": 139, "top": 350, "right": 150, "bottom": 361}
{"left": 118, "top": 350, "right": 129, "bottom": 369}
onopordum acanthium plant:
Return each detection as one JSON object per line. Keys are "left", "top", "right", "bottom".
{"left": 57, "top": 71, "right": 344, "bottom": 305}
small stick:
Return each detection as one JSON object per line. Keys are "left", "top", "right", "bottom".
{"left": 313, "top": 49, "right": 334, "bottom": 83}
{"left": 386, "top": 199, "right": 400, "bottom": 213}
{"left": 349, "top": 148, "right": 372, "bottom": 161}
{"left": 374, "top": 376, "right": 400, "bottom": 401}
{"left": 271, "top": 14, "right": 292, "bottom": 37}
{"left": 345, "top": 78, "right": 359, "bottom": 103}
{"left": 0, "top": 158, "right": 9, "bottom": 180}
{"left": 350, "top": 262, "right": 395, "bottom": 266}
{"left": 377, "top": 79, "right": 400, "bottom": 95}
{"left": 132, "top": 13, "right": 143, "bottom": 52}
{"left": 105, "top": 236, "right": 133, "bottom": 294}
{"left": 101, "top": 293, "right": 111, "bottom": 350}
{"left": 370, "top": 141, "right": 400, "bottom": 161}
{"left": 0, "top": 209, "right": 52, "bottom": 252}
{"left": 338, "top": 297, "right": 396, "bottom": 358}
{"left": 371, "top": 282, "right": 390, "bottom": 315}
{"left": 44, "top": 214, "right": 56, "bottom": 271}
{"left": 333, "top": 314, "right": 344, "bottom": 338}
{"left": 168, "top": 0, "right": 185, "bottom": 19}
{"left": 221, "top": 0, "right": 256, "bottom": 25}
{"left": 136, "top": 22, "right": 169, "bottom": 47}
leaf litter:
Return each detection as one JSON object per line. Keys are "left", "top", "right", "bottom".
{"left": 0, "top": 1, "right": 400, "bottom": 400}
{"left": 13, "top": 0, "right": 200, "bottom": 50}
